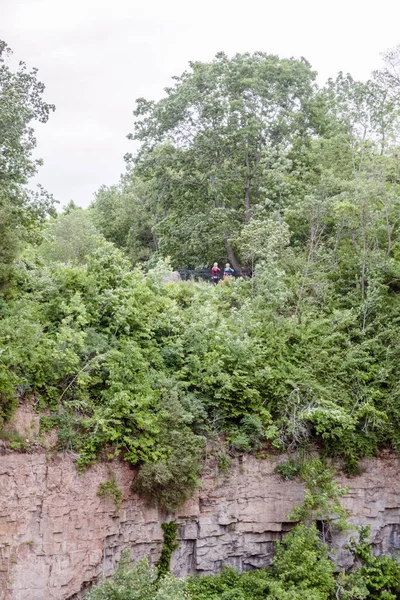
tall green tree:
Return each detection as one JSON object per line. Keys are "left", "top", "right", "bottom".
{"left": 91, "top": 172, "right": 156, "bottom": 263}
{"left": 0, "top": 40, "right": 55, "bottom": 285}
{"left": 129, "top": 52, "right": 318, "bottom": 267}
{"left": 38, "top": 205, "right": 105, "bottom": 265}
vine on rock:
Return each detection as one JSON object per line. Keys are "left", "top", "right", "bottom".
{"left": 156, "top": 522, "right": 179, "bottom": 579}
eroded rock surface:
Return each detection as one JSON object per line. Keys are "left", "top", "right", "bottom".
{"left": 0, "top": 451, "right": 399, "bottom": 600}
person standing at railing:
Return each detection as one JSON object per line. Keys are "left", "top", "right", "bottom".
{"left": 211, "top": 262, "right": 221, "bottom": 284}
{"left": 223, "top": 263, "right": 235, "bottom": 279}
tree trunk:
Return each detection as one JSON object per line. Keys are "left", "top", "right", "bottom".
{"left": 244, "top": 145, "right": 251, "bottom": 223}
{"left": 245, "top": 177, "right": 251, "bottom": 223}
{"left": 361, "top": 197, "right": 367, "bottom": 299}
{"left": 224, "top": 237, "right": 241, "bottom": 272}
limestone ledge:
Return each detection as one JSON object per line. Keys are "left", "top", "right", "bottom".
{"left": 0, "top": 451, "right": 400, "bottom": 600}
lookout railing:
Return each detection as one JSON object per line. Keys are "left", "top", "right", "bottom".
{"left": 177, "top": 268, "right": 251, "bottom": 281}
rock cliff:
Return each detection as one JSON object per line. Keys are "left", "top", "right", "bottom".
{"left": 1, "top": 447, "right": 400, "bottom": 600}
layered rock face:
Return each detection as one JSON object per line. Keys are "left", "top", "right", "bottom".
{"left": 1, "top": 449, "right": 400, "bottom": 600}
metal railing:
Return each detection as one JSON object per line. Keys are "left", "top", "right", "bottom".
{"left": 177, "top": 268, "right": 251, "bottom": 281}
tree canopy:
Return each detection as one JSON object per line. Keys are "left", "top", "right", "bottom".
{"left": 0, "top": 40, "right": 55, "bottom": 285}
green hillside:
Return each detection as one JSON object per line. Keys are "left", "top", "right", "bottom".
{"left": 2, "top": 40, "right": 400, "bottom": 597}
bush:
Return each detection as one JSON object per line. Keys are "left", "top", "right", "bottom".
{"left": 217, "top": 452, "right": 232, "bottom": 474}
{"left": 188, "top": 565, "right": 271, "bottom": 600}
{"left": 132, "top": 427, "right": 205, "bottom": 512}
{"left": 270, "top": 524, "right": 335, "bottom": 599}
{"left": 229, "top": 415, "right": 265, "bottom": 453}
{"left": 97, "top": 473, "right": 122, "bottom": 509}
{"left": 0, "top": 427, "right": 29, "bottom": 451}
{"left": 86, "top": 552, "right": 156, "bottom": 600}
{"left": 341, "top": 526, "right": 400, "bottom": 600}
{"left": 86, "top": 550, "right": 191, "bottom": 600}
{"left": 275, "top": 459, "right": 301, "bottom": 481}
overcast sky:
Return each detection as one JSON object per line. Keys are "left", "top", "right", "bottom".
{"left": 3, "top": 0, "right": 400, "bottom": 208}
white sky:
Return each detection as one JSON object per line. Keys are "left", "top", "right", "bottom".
{"left": 3, "top": 0, "right": 400, "bottom": 208}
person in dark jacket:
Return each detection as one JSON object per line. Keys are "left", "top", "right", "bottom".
{"left": 223, "top": 263, "right": 235, "bottom": 279}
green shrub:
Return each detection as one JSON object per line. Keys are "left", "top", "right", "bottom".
{"left": 275, "top": 459, "right": 301, "bottom": 481}
{"left": 342, "top": 526, "right": 400, "bottom": 600}
{"left": 132, "top": 427, "right": 205, "bottom": 512}
{"left": 97, "top": 473, "right": 122, "bottom": 509}
{"left": 0, "top": 427, "right": 29, "bottom": 450}
{"left": 229, "top": 415, "right": 265, "bottom": 453}
{"left": 270, "top": 524, "right": 335, "bottom": 599}
{"left": 188, "top": 565, "right": 271, "bottom": 600}
{"left": 86, "top": 552, "right": 157, "bottom": 600}
{"left": 86, "top": 549, "right": 191, "bottom": 600}
{"left": 217, "top": 452, "right": 232, "bottom": 474}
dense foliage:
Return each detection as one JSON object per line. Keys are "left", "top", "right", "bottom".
{"left": 85, "top": 550, "right": 191, "bottom": 600}
{"left": 86, "top": 524, "right": 400, "bottom": 599}
{"left": 2, "top": 43, "right": 400, "bottom": 514}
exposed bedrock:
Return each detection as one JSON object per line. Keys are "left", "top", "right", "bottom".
{"left": 0, "top": 449, "right": 399, "bottom": 600}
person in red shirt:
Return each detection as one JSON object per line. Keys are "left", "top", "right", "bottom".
{"left": 211, "top": 262, "right": 220, "bottom": 284}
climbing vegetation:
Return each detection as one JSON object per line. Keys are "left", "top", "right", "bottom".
{"left": 288, "top": 458, "right": 350, "bottom": 537}
{"left": 156, "top": 523, "right": 179, "bottom": 579}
